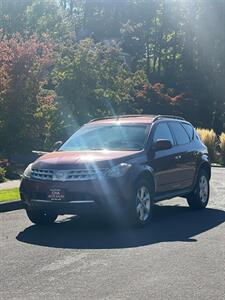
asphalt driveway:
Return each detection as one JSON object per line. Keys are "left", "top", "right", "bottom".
{"left": 0, "top": 168, "right": 224, "bottom": 299}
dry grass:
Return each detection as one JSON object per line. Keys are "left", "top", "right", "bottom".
{"left": 219, "top": 132, "right": 225, "bottom": 166}
{"left": 196, "top": 128, "right": 217, "bottom": 161}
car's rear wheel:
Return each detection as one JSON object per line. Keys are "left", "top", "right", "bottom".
{"left": 129, "top": 179, "right": 154, "bottom": 227}
{"left": 26, "top": 209, "right": 58, "bottom": 225}
{"left": 187, "top": 169, "right": 210, "bottom": 209}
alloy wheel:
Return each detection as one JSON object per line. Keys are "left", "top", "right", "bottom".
{"left": 199, "top": 175, "right": 209, "bottom": 204}
{"left": 136, "top": 186, "right": 151, "bottom": 222}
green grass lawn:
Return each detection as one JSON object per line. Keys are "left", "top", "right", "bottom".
{"left": 0, "top": 188, "right": 20, "bottom": 202}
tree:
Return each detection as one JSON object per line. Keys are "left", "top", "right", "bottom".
{"left": 0, "top": 34, "right": 58, "bottom": 155}
{"left": 0, "top": 0, "right": 32, "bottom": 35}
{"left": 53, "top": 38, "right": 150, "bottom": 130}
{"left": 26, "top": 0, "right": 73, "bottom": 41}
{"left": 1, "top": 0, "right": 225, "bottom": 159}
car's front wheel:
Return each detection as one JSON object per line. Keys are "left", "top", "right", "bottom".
{"left": 187, "top": 169, "right": 210, "bottom": 209}
{"left": 26, "top": 209, "right": 58, "bottom": 225}
{"left": 129, "top": 179, "right": 154, "bottom": 227}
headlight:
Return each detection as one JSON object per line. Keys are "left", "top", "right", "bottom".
{"left": 23, "top": 163, "right": 33, "bottom": 179}
{"left": 106, "top": 163, "right": 132, "bottom": 178}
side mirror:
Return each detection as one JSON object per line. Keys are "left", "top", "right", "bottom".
{"left": 53, "top": 141, "right": 63, "bottom": 151}
{"left": 153, "top": 139, "right": 172, "bottom": 151}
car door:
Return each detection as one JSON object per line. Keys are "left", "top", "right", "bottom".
{"left": 168, "top": 121, "right": 196, "bottom": 189}
{"left": 149, "top": 121, "right": 179, "bottom": 194}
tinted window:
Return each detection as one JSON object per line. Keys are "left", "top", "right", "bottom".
{"left": 153, "top": 123, "right": 174, "bottom": 145}
{"left": 182, "top": 123, "right": 194, "bottom": 140}
{"left": 59, "top": 124, "right": 150, "bottom": 151}
{"left": 169, "top": 122, "right": 190, "bottom": 145}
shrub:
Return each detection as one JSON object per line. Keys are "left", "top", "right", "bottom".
{"left": 0, "top": 167, "right": 6, "bottom": 182}
{"left": 219, "top": 132, "right": 225, "bottom": 166}
{"left": 196, "top": 128, "right": 217, "bottom": 162}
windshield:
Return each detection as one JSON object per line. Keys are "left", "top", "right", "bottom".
{"left": 59, "top": 124, "right": 150, "bottom": 151}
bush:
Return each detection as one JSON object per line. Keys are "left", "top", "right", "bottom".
{"left": 219, "top": 132, "right": 225, "bottom": 166}
{"left": 196, "top": 128, "right": 217, "bottom": 162}
{"left": 0, "top": 167, "right": 6, "bottom": 182}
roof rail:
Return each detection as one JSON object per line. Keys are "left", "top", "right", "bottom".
{"left": 88, "top": 114, "right": 156, "bottom": 123}
{"left": 153, "top": 115, "right": 185, "bottom": 122}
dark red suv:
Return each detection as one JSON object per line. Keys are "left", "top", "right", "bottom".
{"left": 20, "top": 115, "right": 211, "bottom": 226}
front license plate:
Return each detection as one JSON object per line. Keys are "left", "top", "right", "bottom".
{"left": 47, "top": 189, "right": 65, "bottom": 201}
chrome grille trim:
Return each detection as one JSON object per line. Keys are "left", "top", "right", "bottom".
{"left": 67, "top": 169, "right": 108, "bottom": 180}
{"left": 31, "top": 168, "right": 109, "bottom": 181}
{"left": 31, "top": 169, "right": 54, "bottom": 180}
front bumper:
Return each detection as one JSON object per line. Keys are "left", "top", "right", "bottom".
{"left": 20, "top": 176, "right": 133, "bottom": 215}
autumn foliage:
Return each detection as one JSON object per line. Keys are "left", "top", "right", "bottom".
{"left": 0, "top": 33, "right": 56, "bottom": 155}
{"left": 0, "top": 0, "right": 225, "bottom": 159}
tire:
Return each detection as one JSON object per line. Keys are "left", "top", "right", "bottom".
{"left": 187, "top": 169, "right": 210, "bottom": 209}
{"left": 128, "top": 179, "right": 154, "bottom": 227}
{"left": 26, "top": 209, "right": 58, "bottom": 225}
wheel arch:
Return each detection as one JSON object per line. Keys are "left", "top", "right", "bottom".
{"left": 199, "top": 161, "right": 211, "bottom": 180}
{"left": 134, "top": 169, "right": 156, "bottom": 194}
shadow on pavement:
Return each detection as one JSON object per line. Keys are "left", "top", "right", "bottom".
{"left": 16, "top": 205, "right": 225, "bottom": 249}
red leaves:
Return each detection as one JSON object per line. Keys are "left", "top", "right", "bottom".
{"left": 0, "top": 33, "right": 55, "bottom": 154}
{"left": 136, "top": 81, "right": 184, "bottom": 105}
{"left": 0, "top": 33, "right": 53, "bottom": 83}
{"left": 38, "top": 92, "right": 57, "bottom": 109}
{"left": 170, "top": 94, "right": 184, "bottom": 104}
{"left": 136, "top": 91, "right": 146, "bottom": 98}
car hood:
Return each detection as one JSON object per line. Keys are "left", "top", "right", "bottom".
{"left": 33, "top": 150, "right": 141, "bottom": 169}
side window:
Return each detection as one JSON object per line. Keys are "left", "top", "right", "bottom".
{"left": 153, "top": 122, "right": 174, "bottom": 145}
{"left": 182, "top": 123, "right": 194, "bottom": 140}
{"left": 169, "top": 122, "right": 190, "bottom": 145}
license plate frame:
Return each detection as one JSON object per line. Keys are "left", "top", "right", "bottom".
{"left": 47, "top": 188, "right": 65, "bottom": 201}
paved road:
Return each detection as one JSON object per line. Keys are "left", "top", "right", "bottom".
{"left": 0, "top": 168, "right": 225, "bottom": 300}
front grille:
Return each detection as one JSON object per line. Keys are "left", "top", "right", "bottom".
{"left": 31, "top": 168, "right": 109, "bottom": 181}
{"left": 67, "top": 169, "right": 108, "bottom": 180}
{"left": 31, "top": 169, "right": 54, "bottom": 180}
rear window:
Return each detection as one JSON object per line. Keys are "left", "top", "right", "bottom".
{"left": 169, "top": 122, "right": 190, "bottom": 145}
